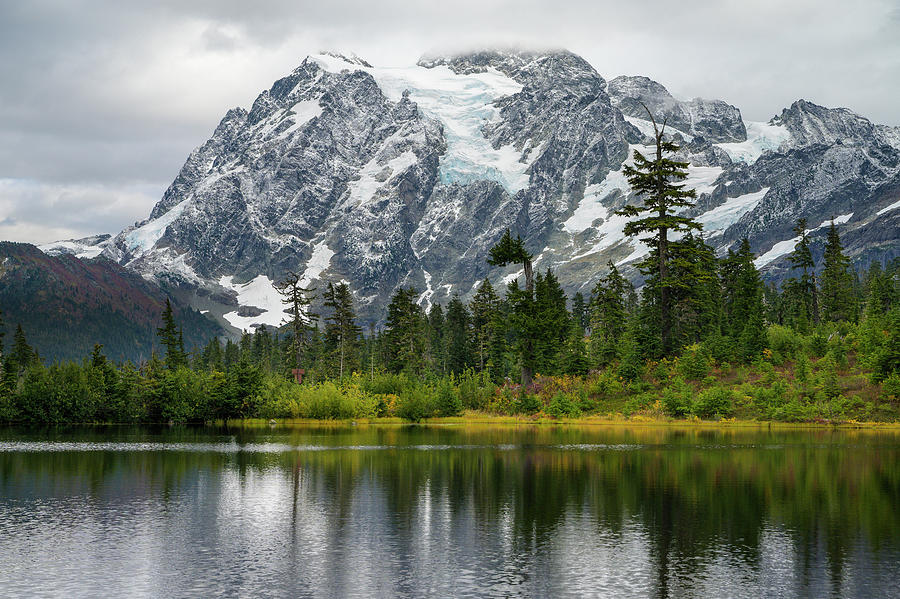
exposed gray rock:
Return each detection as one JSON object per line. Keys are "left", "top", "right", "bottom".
{"left": 53, "top": 49, "right": 895, "bottom": 332}
{"left": 608, "top": 75, "right": 747, "bottom": 143}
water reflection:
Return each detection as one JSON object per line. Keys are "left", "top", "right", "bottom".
{"left": 0, "top": 425, "right": 899, "bottom": 598}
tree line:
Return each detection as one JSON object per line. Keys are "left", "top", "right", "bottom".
{"left": 0, "top": 113, "right": 897, "bottom": 424}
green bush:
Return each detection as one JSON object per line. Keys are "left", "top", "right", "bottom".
{"left": 767, "top": 325, "right": 801, "bottom": 363}
{"left": 661, "top": 378, "right": 692, "bottom": 418}
{"left": 435, "top": 379, "right": 463, "bottom": 417}
{"left": 678, "top": 344, "right": 711, "bottom": 380}
{"left": 397, "top": 387, "right": 433, "bottom": 422}
{"left": 548, "top": 392, "right": 581, "bottom": 419}
{"left": 882, "top": 374, "right": 900, "bottom": 402}
{"left": 692, "top": 387, "right": 733, "bottom": 419}
{"left": 515, "top": 392, "right": 541, "bottom": 415}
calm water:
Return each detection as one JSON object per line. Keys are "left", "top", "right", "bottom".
{"left": 1, "top": 425, "right": 899, "bottom": 598}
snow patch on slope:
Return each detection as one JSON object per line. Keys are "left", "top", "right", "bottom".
{"left": 300, "top": 239, "right": 335, "bottom": 287}
{"left": 345, "top": 150, "right": 418, "bottom": 207}
{"left": 219, "top": 275, "right": 285, "bottom": 330}
{"left": 717, "top": 121, "right": 791, "bottom": 164}
{"left": 312, "top": 54, "right": 534, "bottom": 194}
{"left": 39, "top": 237, "right": 109, "bottom": 259}
{"left": 697, "top": 188, "right": 770, "bottom": 233}
{"left": 685, "top": 166, "right": 724, "bottom": 196}
{"left": 280, "top": 99, "right": 323, "bottom": 137}
{"left": 124, "top": 199, "right": 191, "bottom": 257}
{"left": 876, "top": 198, "right": 900, "bottom": 216}
{"left": 754, "top": 213, "right": 853, "bottom": 268}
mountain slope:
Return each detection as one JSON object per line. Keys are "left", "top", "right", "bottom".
{"left": 39, "top": 49, "right": 900, "bottom": 331}
{"left": 0, "top": 242, "right": 223, "bottom": 362}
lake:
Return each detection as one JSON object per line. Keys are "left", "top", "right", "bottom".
{"left": 1, "top": 424, "right": 899, "bottom": 598}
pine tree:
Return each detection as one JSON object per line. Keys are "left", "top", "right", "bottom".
{"left": 533, "top": 269, "right": 569, "bottom": 374}
{"left": 275, "top": 272, "right": 318, "bottom": 371}
{"left": 469, "top": 278, "right": 501, "bottom": 373}
{"left": 616, "top": 108, "right": 701, "bottom": 355}
{"left": 200, "top": 337, "right": 224, "bottom": 371}
{"left": 384, "top": 287, "right": 426, "bottom": 374}
{"left": 445, "top": 295, "right": 471, "bottom": 375}
{"left": 820, "top": 221, "right": 857, "bottom": 322}
{"left": 720, "top": 239, "right": 766, "bottom": 361}
{"left": 157, "top": 299, "right": 187, "bottom": 370}
{"left": 589, "top": 262, "right": 631, "bottom": 367}
{"left": 571, "top": 292, "right": 588, "bottom": 337}
{"left": 223, "top": 339, "right": 240, "bottom": 368}
{"left": 488, "top": 229, "right": 536, "bottom": 386}
{"left": 10, "top": 324, "right": 37, "bottom": 375}
{"left": 427, "top": 303, "right": 446, "bottom": 374}
{"left": 785, "top": 218, "right": 819, "bottom": 328}
{"left": 322, "top": 282, "right": 361, "bottom": 379}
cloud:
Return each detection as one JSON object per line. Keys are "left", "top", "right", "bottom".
{"left": 0, "top": 0, "right": 898, "bottom": 244}
{"left": 0, "top": 178, "right": 160, "bottom": 244}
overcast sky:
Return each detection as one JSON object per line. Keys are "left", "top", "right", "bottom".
{"left": 1, "top": 0, "right": 898, "bottom": 244}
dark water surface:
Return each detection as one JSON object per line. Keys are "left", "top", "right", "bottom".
{"left": 1, "top": 424, "right": 899, "bottom": 598}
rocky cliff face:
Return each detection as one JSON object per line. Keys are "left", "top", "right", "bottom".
{"left": 42, "top": 49, "right": 899, "bottom": 332}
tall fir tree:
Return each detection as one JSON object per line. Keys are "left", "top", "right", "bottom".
{"left": 427, "top": 304, "right": 446, "bottom": 374}
{"left": 720, "top": 238, "right": 766, "bottom": 361}
{"left": 322, "top": 282, "right": 361, "bottom": 379}
{"left": 275, "top": 272, "right": 318, "bottom": 371}
{"left": 820, "top": 221, "right": 857, "bottom": 322}
{"left": 589, "top": 262, "right": 631, "bottom": 367}
{"left": 488, "top": 229, "right": 536, "bottom": 385}
{"left": 533, "top": 269, "right": 570, "bottom": 374}
{"left": 616, "top": 107, "right": 701, "bottom": 355}
{"left": 571, "top": 292, "right": 588, "bottom": 337}
{"left": 445, "top": 295, "right": 472, "bottom": 375}
{"left": 785, "top": 218, "right": 819, "bottom": 329}
{"left": 384, "top": 287, "right": 426, "bottom": 374}
{"left": 469, "top": 278, "right": 501, "bottom": 373}
{"left": 156, "top": 299, "right": 187, "bottom": 370}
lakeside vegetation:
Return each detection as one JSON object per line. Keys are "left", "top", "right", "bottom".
{"left": 0, "top": 118, "right": 897, "bottom": 426}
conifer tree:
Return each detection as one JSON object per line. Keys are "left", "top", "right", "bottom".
{"left": 275, "top": 272, "right": 318, "bottom": 371}
{"left": 589, "top": 262, "right": 631, "bottom": 366}
{"left": 156, "top": 299, "right": 187, "bottom": 370}
{"left": 223, "top": 339, "right": 240, "bottom": 368}
{"left": 427, "top": 303, "right": 446, "bottom": 374}
{"left": 720, "top": 239, "right": 766, "bottom": 361}
{"left": 533, "top": 269, "right": 569, "bottom": 374}
{"left": 488, "top": 229, "right": 536, "bottom": 385}
{"left": 445, "top": 295, "right": 471, "bottom": 375}
{"left": 322, "top": 282, "right": 361, "bottom": 379}
{"left": 384, "top": 287, "right": 426, "bottom": 374}
{"left": 469, "top": 278, "right": 501, "bottom": 372}
{"left": 820, "top": 221, "right": 857, "bottom": 322}
{"left": 571, "top": 292, "right": 588, "bottom": 337}
{"left": 785, "top": 218, "right": 819, "bottom": 328}
{"left": 616, "top": 107, "right": 701, "bottom": 354}
{"left": 200, "top": 337, "right": 224, "bottom": 371}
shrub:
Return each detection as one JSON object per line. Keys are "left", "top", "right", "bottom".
{"left": 882, "top": 374, "right": 900, "bottom": 402}
{"left": 397, "top": 387, "right": 433, "bottom": 422}
{"left": 435, "top": 379, "right": 463, "bottom": 417}
{"left": 794, "top": 353, "right": 811, "bottom": 385}
{"left": 692, "top": 387, "right": 733, "bottom": 419}
{"left": 767, "top": 325, "right": 800, "bottom": 363}
{"left": 547, "top": 392, "right": 581, "bottom": 419}
{"left": 515, "top": 392, "right": 541, "bottom": 415}
{"left": 661, "top": 377, "right": 692, "bottom": 418}
{"left": 679, "top": 343, "right": 710, "bottom": 380}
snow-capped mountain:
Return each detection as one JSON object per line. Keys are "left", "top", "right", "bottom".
{"left": 47, "top": 49, "right": 900, "bottom": 331}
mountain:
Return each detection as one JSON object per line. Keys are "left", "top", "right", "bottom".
{"left": 41, "top": 49, "right": 900, "bottom": 332}
{"left": 0, "top": 242, "right": 223, "bottom": 362}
